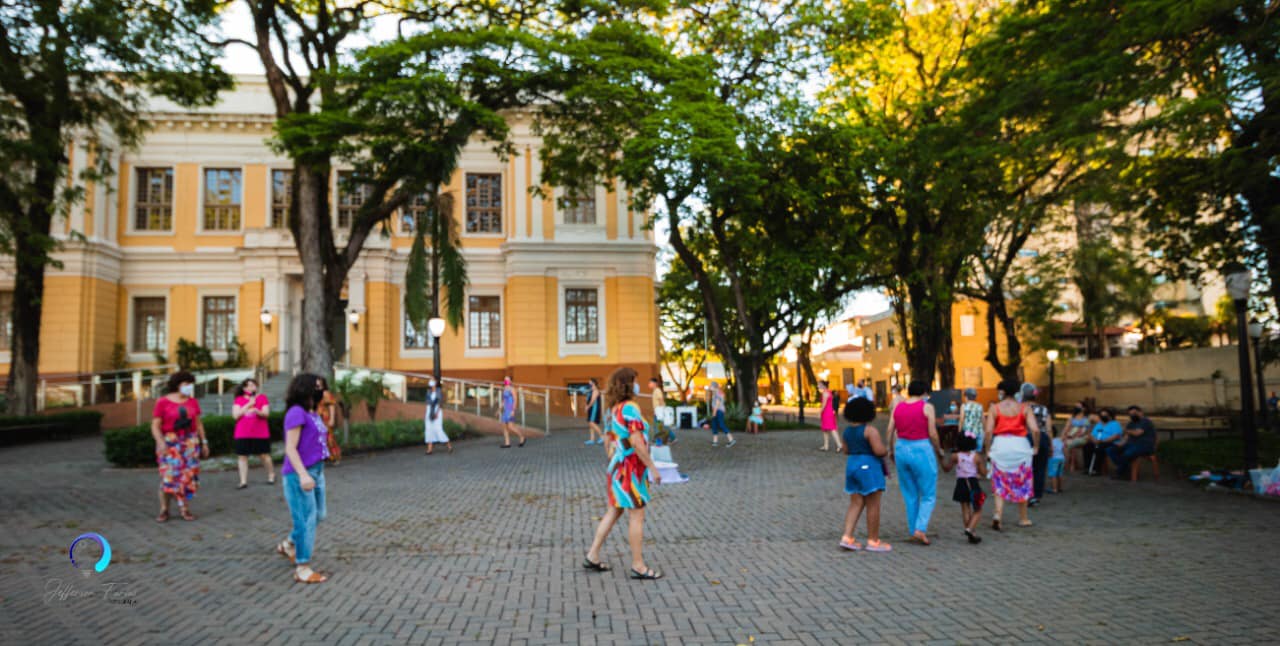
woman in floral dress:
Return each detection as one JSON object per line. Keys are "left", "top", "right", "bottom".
{"left": 983, "top": 379, "right": 1040, "bottom": 530}
{"left": 583, "top": 367, "right": 663, "bottom": 580}
{"left": 151, "top": 371, "right": 208, "bottom": 522}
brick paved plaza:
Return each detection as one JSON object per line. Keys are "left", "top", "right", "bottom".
{"left": 2, "top": 426, "right": 1277, "bottom": 645}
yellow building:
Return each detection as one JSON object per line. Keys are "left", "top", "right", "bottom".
{"left": 0, "top": 76, "right": 660, "bottom": 387}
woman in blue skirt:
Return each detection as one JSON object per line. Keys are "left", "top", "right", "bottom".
{"left": 839, "top": 397, "right": 892, "bottom": 552}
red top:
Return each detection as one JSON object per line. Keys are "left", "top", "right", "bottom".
{"left": 234, "top": 394, "right": 270, "bottom": 439}
{"left": 993, "top": 403, "right": 1028, "bottom": 436}
{"left": 892, "top": 400, "right": 929, "bottom": 441}
{"left": 153, "top": 396, "right": 202, "bottom": 437}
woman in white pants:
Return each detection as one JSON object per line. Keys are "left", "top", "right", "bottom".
{"left": 424, "top": 378, "right": 451, "bottom": 454}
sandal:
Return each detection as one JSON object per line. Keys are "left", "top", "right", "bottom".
{"left": 865, "top": 540, "right": 892, "bottom": 553}
{"left": 519, "top": 439, "right": 527, "bottom": 448}
{"left": 629, "top": 568, "right": 663, "bottom": 580}
{"left": 1017, "top": 520, "right": 1034, "bottom": 528}
{"left": 293, "top": 568, "right": 328, "bottom": 584}
{"left": 180, "top": 508, "right": 196, "bottom": 522}
{"left": 267, "top": 476, "right": 276, "bottom": 485}
{"left": 839, "top": 538, "right": 863, "bottom": 551}
{"left": 582, "top": 558, "right": 611, "bottom": 572}
{"left": 910, "top": 531, "right": 931, "bottom": 546}
{"left": 155, "top": 510, "right": 169, "bottom": 523}
{"left": 277, "top": 540, "right": 297, "bottom": 564}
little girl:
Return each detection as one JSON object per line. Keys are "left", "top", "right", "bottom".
{"left": 746, "top": 404, "right": 765, "bottom": 434}
{"left": 839, "top": 397, "right": 891, "bottom": 552}
{"left": 942, "top": 433, "right": 987, "bottom": 544}
{"left": 1047, "top": 429, "right": 1066, "bottom": 493}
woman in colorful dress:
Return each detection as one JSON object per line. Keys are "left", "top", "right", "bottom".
{"left": 585, "top": 378, "right": 604, "bottom": 446}
{"left": 276, "top": 373, "right": 331, "bottom": 584}
{"left": 315, "top": 377, "right": 341, "bottom": 465}
{"left": 583, "top": 367, "right": 663, "bottom": 580}
{"left": 423, "top": 377, "right": 452, "bottom": 454}
{"left": 151, "top": 371, "right": 207, "bottom": 522}
{"left": 984, "top": 379, "right": 1040, "bottom": 530}
{"left": 500, "top": 377, "right": 526, "bottom": 448}
{"left": 233, "top": 378, "right": 273, "bottom": 488}
{"left": 818, "top": 381, "right": 842, "bottom": 452}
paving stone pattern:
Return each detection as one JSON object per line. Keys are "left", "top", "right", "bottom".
{"left": 1, "top": 424, "right": 1277, "bottom": 645}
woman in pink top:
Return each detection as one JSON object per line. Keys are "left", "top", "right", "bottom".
{"left": 885, "top": 380, "right": 944, "bottom": 545}
{"left": 151, "top": 371, "right": 207, "bottom": 522}
{"left": 233, "top": 378, "right": 274, "bottom": 488}
{"left": 818, "top": 381, "right": 842, "bottom": 452}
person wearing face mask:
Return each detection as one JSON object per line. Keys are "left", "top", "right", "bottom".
{"left": 1108, "top": 406, "right": 1157, "bottom": 479}
{"left": 151, "top": 371, "right": 208, "bottom": 522}
{"left": 1086, "top": 409, "right": 1124, "bottom": 476}
{"left": 423, "top": 377, "right": 451, "bottom": 454}
{"left": 277, "top": 373, "right": 331, "bottom": 584}
{"left": 232, "top": 378, "right": 273, "bottom": 488}
{"left": 500, "top": 377, "right": 526, "bottom": 448}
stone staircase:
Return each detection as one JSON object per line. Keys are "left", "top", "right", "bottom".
{"left": 197, "top": 372, "right": 293, "bottom": 417}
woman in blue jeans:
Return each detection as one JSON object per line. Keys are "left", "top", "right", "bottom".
{"left": 276, "top": 373, "right": 330, "bottom": 584}
{"left": 886, "top": 380, "right": 944, "bottom": 546}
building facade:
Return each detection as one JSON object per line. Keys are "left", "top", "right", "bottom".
{"left": 0, "top": 77, "right": 661, "bottom": 387}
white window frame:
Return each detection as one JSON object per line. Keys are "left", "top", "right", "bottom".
{"left": 400, "top": 291, "right": 436, "bottom": 359}
{"left": 266, "top": 166, "right": 294, "bottom": 229}
{"left": 195, "top": 165, "right": 246, "bottom": 234}
{"left": 196, "top": 288, "right": 239, "bottom": 361}
{"left": 127, "top": 289, "right": 170, "bottom": 361}
{"left": 554, "top": 184, "right": 607, "bottom": 238}
{"left": 558, "top": 281, "right": 606, "bottom": 357}
{"left": 464, "top": 289, "right": 504, "bottom": 359}
{"left": 461, "top": 168, "right": 506, "bottom": 238}
{"left": 126, "top": 163, "right": 176, "bottom": 235}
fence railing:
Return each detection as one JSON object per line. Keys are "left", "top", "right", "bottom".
{"left": 15, "top": 365, "right": 256, "bottom": 419}
{"left": 335, "top": 365, "right": 595, "bottom": 436}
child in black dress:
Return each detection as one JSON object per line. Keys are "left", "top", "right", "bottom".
{"left": 942, "top": 433, "right": 988, "bottom": 544}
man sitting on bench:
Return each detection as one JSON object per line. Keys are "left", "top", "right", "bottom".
{"left": 1108, "top": 406, "right": 1157, "bottom": 479}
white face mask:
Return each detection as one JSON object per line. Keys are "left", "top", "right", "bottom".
{"left": 428, "top": 380, "right": 436, "bottom": 388}
{"left": 179, "top": 384, "right": 195, "bottom": 397}
{"left": 633, "top": 382, "right": 641, "bottom": 395}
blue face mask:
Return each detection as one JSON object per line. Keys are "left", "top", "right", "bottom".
{"left": 633, "top": 382, "right": 641, "bottom": 395}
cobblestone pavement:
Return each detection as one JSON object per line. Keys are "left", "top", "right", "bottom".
{"left": 1, "top": 425, "right": 1277, "bottom": 645}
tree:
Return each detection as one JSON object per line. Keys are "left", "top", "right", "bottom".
{"left": 972, "top": 0, "right": 1277, "bottom": 320}
{"left": 825, "top": 0, "right": 1010, "bottom": 388}
{"left": 238, "top": 0, "right": 564, "bottom": 378}
{"left": 539, "top": 2, "right": 879, "bottom": 407}
{"left": 0, "top": 0, "right": 229, "bottom": 414}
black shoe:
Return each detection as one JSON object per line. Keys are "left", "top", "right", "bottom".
{"left": 1028, "top": 498, "right": 1040, "bottom": 507}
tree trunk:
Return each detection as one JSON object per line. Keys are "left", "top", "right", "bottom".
{"left": 798, "top": 342, "right": 818, "bottom": 403}
{"left": 903, "top": 282, "right": 951, "bottom": 389}
{"left": 732, "top": 354, "right": 760, "bottom": 411}
{"left": 6, "top": 214, "right": 50, "bottom": 415}
{"left": 984, "top": 293, "right": 1023, "bottom": 382}
{"left": 295, "top": 166, "right": 335, "bottom": 377}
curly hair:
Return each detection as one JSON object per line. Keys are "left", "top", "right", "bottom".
{"left": 234, "top": 378, "right": 258, "bottom": 398}
{"left": 166, "top": 371, "right": 195, "bottom": 394}
{"left": 286, "top": 373, "right": 322, "bottom": 411}
{"left": 603, "top": 366, "right": 638, "bottom": 411}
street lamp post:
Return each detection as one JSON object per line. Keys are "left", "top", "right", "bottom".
{"left": 790, "top": 334, "right": 805, "bottom": 425}
{"left": 892, "top": 361, "right": 902, "bottom": 388}
{"left": 1046, "top": 349, "right": 1060, "bottom": 416}
{"left": 1249, "top": 320, "right": 1267, "bottom": 431}
{"left": 429, "top": 317, "right": 446, "bottom": 383}
{"left": 1226, "top": 269, "right": 1258, "bottom": 469}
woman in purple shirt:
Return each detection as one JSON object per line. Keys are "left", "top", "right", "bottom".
{"left": 275, "top": 373, "right": 330, "bottom": 584}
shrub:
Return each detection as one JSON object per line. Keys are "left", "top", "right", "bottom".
{"left": 1158, "top": 431, "right": 1280, "bottom": 475}
{"left": 0, "top": 410, "right": 103, "bottom": 446}
{"left": 175, "top": 337, "right": 215, "bottom": 371}
{"left": 104, "top": 412, "right": 469, "bottom": 466}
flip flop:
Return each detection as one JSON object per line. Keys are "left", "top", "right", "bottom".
{"left": 865, "top": 540, "right": 892, "bottom": 552}
{"left": 154, "top": 511, "right": 169, "bottom": 523}
{"left": 1017, "top": 520, "right": 1034, "bottom": 528}
{"left": 839, "top": 538, "right": 863, "bottom": 551}
{"left": 629, "top": 568, "right": 663, "bottom": 580}
{"left": 582, "top": 558, "right": 611, "bottom": 572}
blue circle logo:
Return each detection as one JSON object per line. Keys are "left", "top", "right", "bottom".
{"left": 69, "top": 533, "right": 111, "bottom": 574}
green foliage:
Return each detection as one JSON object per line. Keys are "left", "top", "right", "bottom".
{"left": 103, "top": 413, "right": 466, "bottom": 467}
{"left": 175, "top": 338, "right": 214, "bottom": 371}
{"left": 222, "top": 336, "right": 251, "bottom": 369}
{"left": 109, "top": 343, "right": 128, "bottom": 371}
{"left": 0, "top": 411, "right": 103, "bottom": 446}
{"left": 1149, "top": 311, "right": 1214, "bottom": 350}
{"left": 1159, "top": 432, "right": 1280, "bottom": 475}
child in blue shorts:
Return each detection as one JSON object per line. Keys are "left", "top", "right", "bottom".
{"left": 1047, "top": 430, "right": 1066, "bottom": 493}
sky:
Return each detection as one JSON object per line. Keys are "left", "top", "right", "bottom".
{"left": 214, "top": 6, "right": 892, "bottom": 321}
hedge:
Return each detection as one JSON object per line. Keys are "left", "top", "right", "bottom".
{"left": 0, "top": 410, "right": 104, "bottom": 446}
{"left": 1158, "top": 431, "right": 1280, "bottom": 475}
{"left": 104, "top": 414, "right": 468, "bottom": 467}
